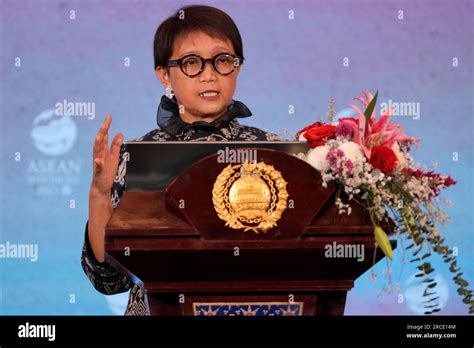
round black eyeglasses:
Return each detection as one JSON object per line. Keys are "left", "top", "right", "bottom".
{"left": 166, "top": 53, "right": 241, "bottom": 78}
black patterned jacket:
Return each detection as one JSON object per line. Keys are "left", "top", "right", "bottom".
{"left": 81, "top": 96, "right": 282, "bottom": 315}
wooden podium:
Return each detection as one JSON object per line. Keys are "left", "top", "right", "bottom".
{"left": 105, "top": 148, "right": 394, "bottom": 316}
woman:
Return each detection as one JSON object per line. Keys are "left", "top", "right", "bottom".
{"left": 81, "top": 4, "right": 281, "bottom": 315}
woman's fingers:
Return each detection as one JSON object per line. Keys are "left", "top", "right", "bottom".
{"left": 104, "top": 114, "right": 112, "bottom": 129}
{"left": 93, "top": 126, "right": 105, "bottom": 160}
{"left": 93, "top": 158, "right": 104, "bottom": 174}
{"left": 110, "top": 132, "right": 124, "bottom": 160}
{"left": 93, "top": 115, "right": 111, "bottom": 159}
{"left": 103, "top": 114, "right": 112, "bottom": 151}
{"left": 92, "top": 114, "right": 123, "bottom": 186}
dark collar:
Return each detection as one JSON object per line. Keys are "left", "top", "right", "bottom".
{"left": 156, "top": 95, "right": 252, "bottom": 136}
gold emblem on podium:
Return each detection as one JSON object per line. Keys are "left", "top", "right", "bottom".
{"left": 212, "top": 161, "right": 288, "bottom": 234}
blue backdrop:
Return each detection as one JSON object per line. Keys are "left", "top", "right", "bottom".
{"left": 0, "top": 0, "right": 472, "bottom": 315}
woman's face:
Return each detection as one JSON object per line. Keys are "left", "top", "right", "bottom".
{"left": 156, "top": 31, "right": 240, "bottom": 123}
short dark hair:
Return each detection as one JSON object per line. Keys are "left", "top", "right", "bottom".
{"left": 153, "top": 5, "right": 244, "bottom": 69}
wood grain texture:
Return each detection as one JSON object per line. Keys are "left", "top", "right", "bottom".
{"left": 105, "top": 148, "right": 395, "bottom": 315}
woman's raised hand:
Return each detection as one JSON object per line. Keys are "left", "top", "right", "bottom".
{"left": 90, "top": 114, "right": 124, "bottom": 197}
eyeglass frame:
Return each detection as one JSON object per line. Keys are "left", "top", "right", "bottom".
{"left": 165, "top": 52, "right": 241, "bottom": 78}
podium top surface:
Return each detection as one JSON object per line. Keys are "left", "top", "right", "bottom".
{"left": 125, "top": 141, "right": 309, "bottom": 191}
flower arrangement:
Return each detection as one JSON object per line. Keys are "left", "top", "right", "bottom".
{"left": 296, "top": 91, "right": 473, "bottom": 314}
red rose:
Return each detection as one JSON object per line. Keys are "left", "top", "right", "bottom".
{"left": 370, "top": 146, "right": 398, "bottom": 174}
{"left": 303, "top": 124, "right": 336, "bottom": 148}
{"left": 295, "top": 121, "right": 322, "bottom": 140}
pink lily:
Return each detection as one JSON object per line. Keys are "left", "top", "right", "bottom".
{"left": 340, "top": 91, "right": 419, "bottom": 159}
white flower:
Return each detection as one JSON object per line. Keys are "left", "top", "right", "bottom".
{"left": 306, "top": 141, "right": 364, "bottom": 174}
{"left": 306, "top": 145, "right": 329, "bottom": 171}
{"left": 338, "top": 141, "right": 364, "bottom": 164}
